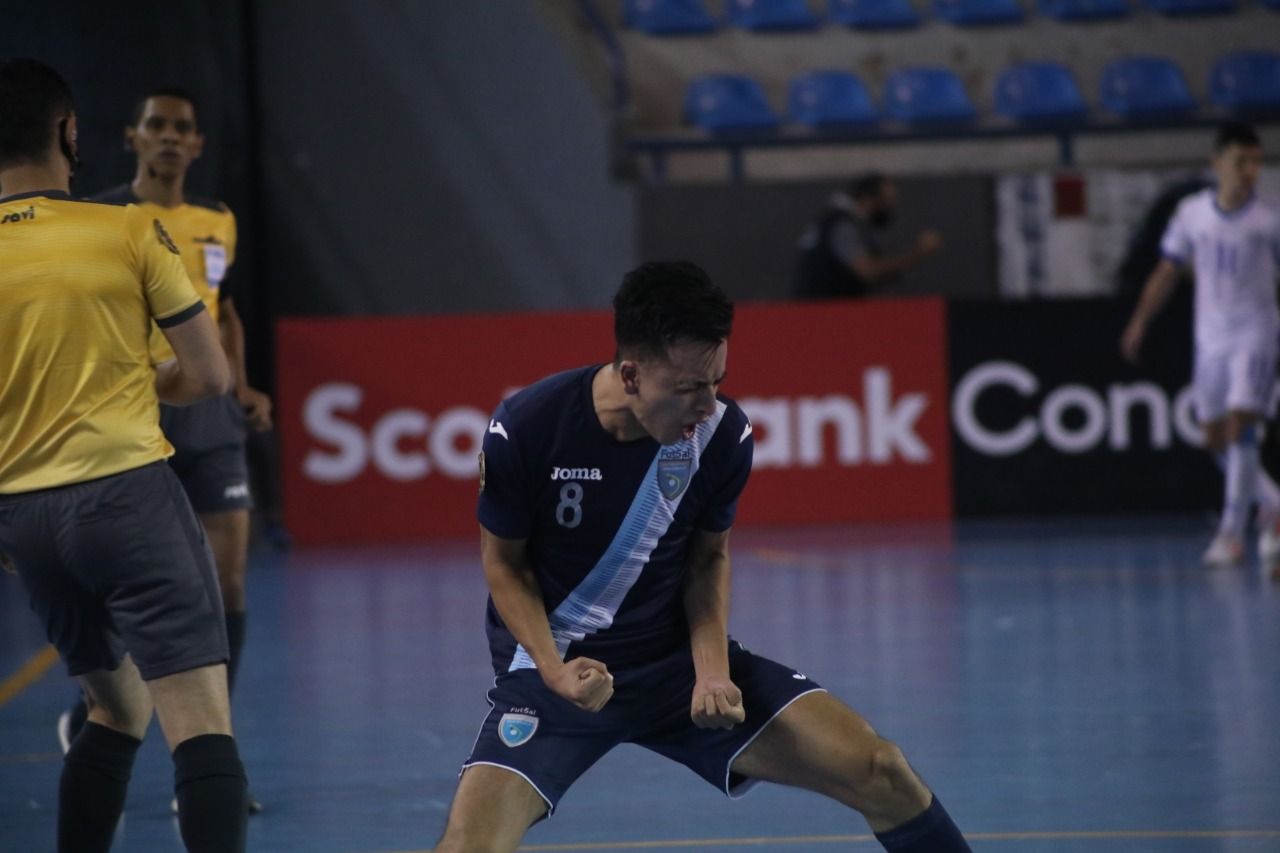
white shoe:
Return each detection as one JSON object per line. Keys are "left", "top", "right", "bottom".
{"left": 1203, "top": 532, "right": 1245, "bottom": 567}
{"left": 1259, "top": 517, "right": 1280, "bottom": 561}
{"left": 56, "top": 711, "right": 73, "bottom": 755}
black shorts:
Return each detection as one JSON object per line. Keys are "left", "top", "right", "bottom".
{"left": 161, "top": 394, "right": 252, "bottom": 513}
{"left": 463, "top": 640, "right": 824, "bottom": 815}
{"left": 0, "top": 462, "right": 228, "bottom": 680}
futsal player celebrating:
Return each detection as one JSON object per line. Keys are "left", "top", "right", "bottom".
{"left": 432, "top": 262, "right": 971, "bottom": 853}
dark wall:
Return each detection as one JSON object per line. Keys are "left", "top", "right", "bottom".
{"left": 251, "top": 2, "right": 636, "bottom": 317}
{"left": 639, "top": 176, "right": 997, "bottom": 304}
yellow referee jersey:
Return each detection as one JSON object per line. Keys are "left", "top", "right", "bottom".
{"left": 0, "top": 190, "right": 204, "bottom": 493}
{"left": 93, "top": 185, "right": 237, "bottom": 364}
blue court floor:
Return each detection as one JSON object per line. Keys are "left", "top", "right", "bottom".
{"left": 3, "top": 516, "right": 1280, "bottom": 852}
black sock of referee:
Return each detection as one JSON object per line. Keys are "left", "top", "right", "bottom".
{"left": 874, "top": 796, "right": 971, "bottom": 853}
{"left": 57, "top": 722, "right": 141, "bottom": 853}
{"left": 173, "top": 734, "right": 248, "bottom": 853}
{"left": 224, "top": 610, "right": 246, "bottom": 694}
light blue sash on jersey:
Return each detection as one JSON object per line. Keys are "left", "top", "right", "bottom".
{"left": 509, "top": 401, "right": 728, "bottom": 671}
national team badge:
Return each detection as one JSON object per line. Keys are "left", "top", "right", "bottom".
{"left": 498, "top": 712, "right": 538, "bottom": 748}
{"left": 153, "top": 219, "right": 180, "bottom": 254}
{"left": 657, "top": 453, "right": 693, "bottom": 501}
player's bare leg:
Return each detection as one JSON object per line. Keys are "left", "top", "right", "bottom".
{"left": 199, "top": 507, "right": 261, "bottom": 815}
{"left": 732, "top": 691, "right": 929, "bottom": 830}
{"left": 1204, "top": 410, "right": 1262, "bottom": 567}
{"left": 200, "top": 509, "right": 249, "bottom": 624}
{"left": 433, "top": 765, "right": 548, "bottom": 853}
{"left": 732, "top": 691, "right": 970, "bottom": 850}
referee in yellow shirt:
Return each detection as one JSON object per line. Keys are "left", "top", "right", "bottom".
{"left": 0, "top": 60, "right": 247, "bottom": 853}
{"left": 61, "top": 87, "right": 272, "bottom": 815}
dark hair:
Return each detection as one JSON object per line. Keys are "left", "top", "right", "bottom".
{"left": 1215, "top": 121, "right": 1260, "bottom": 152}
{"left": 0, "top": 59, "right": 74, "bottom": 171}
{"left": 131, "top": 87, "right": 199, "bottom": 127}
{"left": 613, "top": 262, "right": 734, "bottom": 363}
{"left": 848, "top": 172, "right": 888, "bottom": 201}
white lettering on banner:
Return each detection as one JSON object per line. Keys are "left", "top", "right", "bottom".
{"left": 952, "top": 360, "right": 1201, "bottom": 457}
{"left": 302, "top": 382, "right": 488, "bottom": 483}
{"left": 304, "top": 384, "right": 367, "bottom": 482}
{"left": 741, "top": 367, "right": 931, "bottom": 469}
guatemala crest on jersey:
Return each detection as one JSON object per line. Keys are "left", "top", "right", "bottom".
{"left": 498, "top": 711, "right": 539, "bottom": 748}
{"left": 657, "top": 447, "right": 694, "bottom": 501}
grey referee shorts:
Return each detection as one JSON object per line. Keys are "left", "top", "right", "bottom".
{"left": 161, "top": 393, "right": 253, "bottom": 514}
{"left": 0, "top": 461, "right": 228, "bottom": 680}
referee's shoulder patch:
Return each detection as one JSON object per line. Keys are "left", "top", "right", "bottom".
{"left": 154, "top": 219, "right": 180, "bottom": 254}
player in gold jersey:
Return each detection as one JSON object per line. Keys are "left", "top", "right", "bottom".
{"left": 0, "top": 60, "right": 247, "bottom": 852}
{"left": 60, "top": 89, "right": 272, "bottom": 813}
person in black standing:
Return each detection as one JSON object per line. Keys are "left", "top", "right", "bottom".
{"left": 795, "top": 173, "right": 942, "bottom": 300}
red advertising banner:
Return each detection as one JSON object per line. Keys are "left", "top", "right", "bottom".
{"left": 278, "top": 299, "right": 952, "bottom": 544}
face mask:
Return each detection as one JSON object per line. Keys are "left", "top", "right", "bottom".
{"left": 58, "top": 118, "right": 80, "bottom": 177}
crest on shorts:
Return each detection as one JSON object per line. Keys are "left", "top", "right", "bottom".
{"left": 657, "top": 451, "right": 693, "bottom": 501}
{"left": 499, "top": 712, "right": 538, "bottom": 748}
{"left": 153, "top": 219, "right": 180, "bottom": 254}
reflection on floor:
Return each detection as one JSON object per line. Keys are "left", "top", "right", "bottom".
{"left": 2, "top": 516, "right": 1279, "bottom": 852}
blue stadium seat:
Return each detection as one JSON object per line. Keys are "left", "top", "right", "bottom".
{"left": 789, "top": 71, "right": 879, "bottom": 128}
{"left": 883, "top": 67, "right": 978, "bottom": 122}
{"left": 1100, "top": 56, "right": 1196, "bottom": 117}
{"left": 1142, "top": 0, "right": 1235, "bottom": 14}
{"left": 623, "top": 0, "right": 718, "bottom": 33}
{"left": 995, "top": 62, "right": 1088, "bottom": 122}
{"left": 684, "top": 75, "right": 782, "bottom": 132}
{"left": 1038, "top": 0, "right": 1130, "bottom": 20}
{"left": 1211, "top": 52, "right": 1280, "bottom": 112}
{"left": 933, "top": 0, "right": 1025, "bottom": 24}
{"left": 726, "top": 0, "right": 822, "bottom": 30}
{"left": 829, "top": 0, "right": 922, "bottom": 28}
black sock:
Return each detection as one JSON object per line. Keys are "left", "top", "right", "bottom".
{"left": 874, "top": 796, "right": 971, "bottom": 852}
{"left": 224, "top": 610, "right": 246, "bottom": 694}
{"left": 57, "top": 722, "right": 141, "bottom": 853}
{"left": 173, "top": 734, "right": 248, "bottom": 853}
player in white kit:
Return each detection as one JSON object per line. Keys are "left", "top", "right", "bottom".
{"left": 1123, "top": 122, "right": 1280, "bottom": 567}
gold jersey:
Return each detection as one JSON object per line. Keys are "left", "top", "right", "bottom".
{"left": 0, "top": 190, "right": 204, "bottom": 493}
{"left": 92, "top": 186, "right": 237, "bottom": 364}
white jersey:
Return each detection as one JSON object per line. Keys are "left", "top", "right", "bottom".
{"left": 1162, "top": 189, "right": 1280, "bottom": 352}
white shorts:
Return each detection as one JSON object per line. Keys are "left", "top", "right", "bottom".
{"left": 1193, "top": 344, "right": 1278, "bottom": 424}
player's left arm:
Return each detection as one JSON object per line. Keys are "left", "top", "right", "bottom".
{"left": 217, "top": 293, "right": 272, "bottom": 431}
{"left": 684, "top": 527, "right": 746, "bottom": 730}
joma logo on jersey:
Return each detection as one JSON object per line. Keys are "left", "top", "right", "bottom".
{"left": 0, "top": 206, "right": 35, "bottom": 224}
{"left": 550, "top": 467, "right": 603, "bottom": 481}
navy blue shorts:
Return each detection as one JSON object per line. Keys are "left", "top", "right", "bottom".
{"left": 161, "top": 394, "right": 252, "bottom": 514}
{"left": 0, "top": 462, "right": 228, "bottom": 680}
{"left": 463, "top": 640, "right": 824, "bottom": 815}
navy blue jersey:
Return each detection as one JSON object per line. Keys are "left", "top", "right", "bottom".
{"left": 478, "top": 365, "right": 753, "bottom": 674}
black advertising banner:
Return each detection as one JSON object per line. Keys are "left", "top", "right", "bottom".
{"left": 948, "top": 297, "right": 1220, "bottom": 517}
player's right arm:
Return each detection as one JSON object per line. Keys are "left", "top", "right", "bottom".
{"left": 1122, "top": 198, "right": 1195, "bottom": 364}
{"left": 480, "top": 527, "right": 614, "bottom": 713}
{"left": 839, "top": 222, "right": 942, "bottom": 286}
{"left": 155, "top": 311, "right": 231, "bottom": 405}
{"left": 1121, "top": 258, "right": 1181, "bottom": 365}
